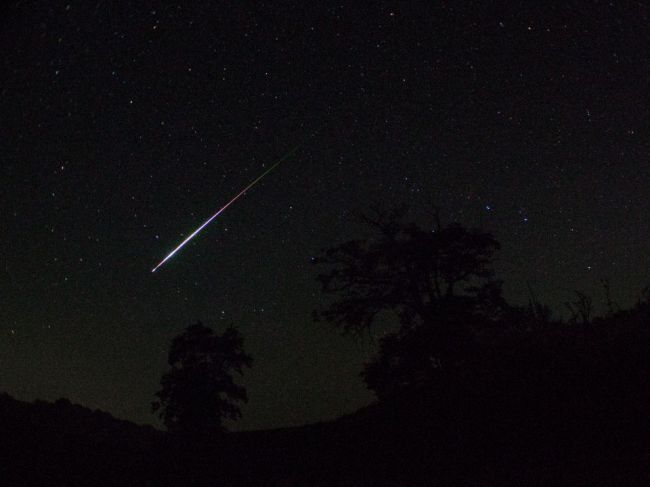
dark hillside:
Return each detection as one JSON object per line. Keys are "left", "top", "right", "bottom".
{"left": 3, "top": 303, "right": 650, "bottom": 486}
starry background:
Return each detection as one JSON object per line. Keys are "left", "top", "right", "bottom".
{"left": 2, "top": 1, "right": 650, "bottom": 430}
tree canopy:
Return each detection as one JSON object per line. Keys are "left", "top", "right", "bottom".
{"left": 313, "top": 208, "right": 506, "bottom": 397}
{"left": 314, "top": 209, "right": 504, "bottom": 331}
{"left": 152, "top": 322, "right": 252, "bottom": 436}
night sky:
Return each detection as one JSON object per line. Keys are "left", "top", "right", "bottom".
{"left": 3, "top": 2, "right": 650, "bottom": 430}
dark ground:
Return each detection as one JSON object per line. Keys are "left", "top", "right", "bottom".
{"left": 3, "top": 304, "right": 650, "bottom": 487}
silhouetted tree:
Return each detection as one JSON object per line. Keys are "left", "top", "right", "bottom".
{"left": 314, "top": 208, "right": 503, "bottom": 333}
{"left": 525, "top": 282, "right": 554, "bottom": 330}
{"left": 565, "top": 290, "right": 593, "bottom": 327}
{"left": 152, "top": 322, "right": 252, "bottom": 437}
{"left": 313, "top": 207, "right": 506, "bottom": 396}
{"left": 600, "top": 278, "right": 619, "bottom": 316}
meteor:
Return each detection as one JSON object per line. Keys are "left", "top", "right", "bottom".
{"left": 151, "top": 145, "right": 299, "bottom": 273}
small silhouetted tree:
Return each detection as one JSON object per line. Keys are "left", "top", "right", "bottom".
{"left": 152, "top": 322, "right": 252, "bottom": 436}
{"left": 313, "top": 207, "right": 505, "bottom": 397}
{"left": 565, "top": 290, "right": 593, "bottom": 327}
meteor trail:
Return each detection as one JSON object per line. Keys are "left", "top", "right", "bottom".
{"left": 151, "top": 146, "right": 299, "bottom": 273}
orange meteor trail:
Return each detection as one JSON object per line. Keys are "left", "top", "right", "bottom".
{"left": 151, "top": 146, "right": 299, "bottom": 273}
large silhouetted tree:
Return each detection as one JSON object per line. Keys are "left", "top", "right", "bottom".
{"left": 152, "top": 323, "right": 252, "bottom": 436}
{"left": 313, "top": 207, "right": 506, "bottom": 397}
